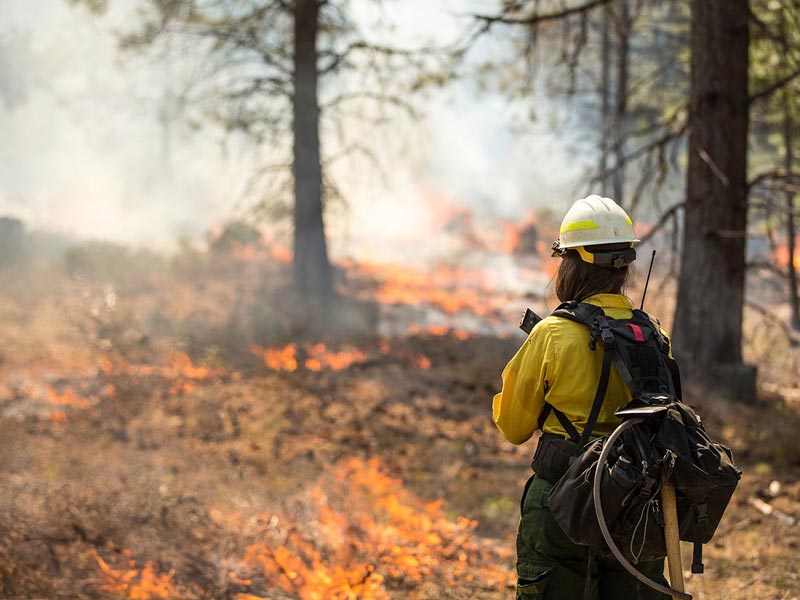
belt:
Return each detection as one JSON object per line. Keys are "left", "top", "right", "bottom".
{"left": 531, "top": 432, "right": 580, "bottom": 483}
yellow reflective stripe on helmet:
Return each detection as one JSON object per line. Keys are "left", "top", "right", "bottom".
{"left": 625, "top": 215, "right": 633, "bottom": 225}
{"left": 560, "top": 219, "right": 600, "bottom": 233}
{"left": 575, "top": 246, "right": 596, "bottom": 264}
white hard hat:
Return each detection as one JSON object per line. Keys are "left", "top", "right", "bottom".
{"left": 552, "top": 195, "right": 639, "bottom": 267}
{"left": 558, "top": 195, "right": 639, "bottom": 248}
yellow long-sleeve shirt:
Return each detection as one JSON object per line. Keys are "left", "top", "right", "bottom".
{"left": 493, "top": 293, "right": 652, "bottom": 445}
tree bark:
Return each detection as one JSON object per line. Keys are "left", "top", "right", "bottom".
{"left": 599, "top": 4, "right": 611, "bottom": 196}
{"left": 783, "top": 94, "right": 800, "bottom": 331}
{"left": 672, "top": 0, "right": 755, "bottom": 400}
{"left": 293, "top": 0, "right": 333, "bottom": 301}
{"left": 611, "top": 0, "right": 629, "bottom": 206}
{"left": 780, "top": 7, "right": 800, "bottom": 332}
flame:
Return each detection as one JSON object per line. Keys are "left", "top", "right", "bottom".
{"left": 253, "top": 344, "right": 298, "bottom": 372}
{"left": 165, "top": 352, "right": 210, "bottom": 380}
{"left": 414, "top": 356, "right": 432, "bottom": 369}
{"left": 223, "top": 458, "right": 512, "bottom": 598}
{"left": 51, "top": 411, "right": 68, "bottom": 423}
{"left": 345, "top": 260, "right": 497, "bottom": 317}
{"left": 498, "top": 215, "right": 550, "bottom": 256}
{"left": 269, "top": 243, "right": 293, "bottom": 264}
{"left": 408, "top": 324, "right": 471, "bottom": 340}
{"left": 500, "top": 222, "right": 522, "bottom": 254}
{"left": 229, "top": 242, "right": 264, "bottom": 262}
{"left": 46, "top": 385, "right": 91, "bottom": 409}
{"left": 90, "top": 550, "right": 176, "bottom": 599}
{"left": 305, "top": 343, "right": 367, "bottom": 371}
{"left": 251, "top": 344, "right": 367, "bottom": 372}
{"left": 252, "top": 343, "right": 433, "bottom": 372}
{"left": 1, "top": 352, "right": 225, "bottom": 422}
{"left": 100, "top": 352, "right": 224, "bottom": 396}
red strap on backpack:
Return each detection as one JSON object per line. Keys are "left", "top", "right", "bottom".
{"left": 627, "top": 323, "right": 645, "bottom": 342}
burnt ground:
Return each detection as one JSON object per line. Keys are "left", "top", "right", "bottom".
{"left": 0, "top": 256, "right": 799, "bottom": 600}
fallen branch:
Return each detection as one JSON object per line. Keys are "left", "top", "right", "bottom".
{"left": 745, "top": 300, "right": 800, "bottom": 347}
{"left": 747, "top": 496, "right": 797, "bottom": 526}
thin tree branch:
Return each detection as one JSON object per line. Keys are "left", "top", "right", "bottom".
{"left": 592, "top": 119, "right": 688, "bottom": 187}
{"left": 473, "top": 0, "right": 612, "bottom": 27}
{"left": 747, "top": 168, "right": 800, "bottom": 190}
{"left": 749, "top": 64, "right": 800, "bottom": 104}
{"left": 639, "top": 201, "right": 686, "bottom": 244}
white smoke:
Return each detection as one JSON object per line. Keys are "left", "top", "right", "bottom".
{"left": 0, "top": 0, "right": 590, "bottom": 254}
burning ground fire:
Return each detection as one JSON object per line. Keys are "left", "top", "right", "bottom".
{"left": 212, "top": 206, "right": 558, "bottom": 339}
{"left": 251, "top": 343, "right": 369, "bottom": 372}
{"left": 90, "top": 551, "right": 176, "bottom": 599}
{"left": 86, "top": 459, "right": 512, "bottom": 599}
{"left": 251, "top": 342, "right": 433, "bottom": 372}
{"left": 211, "top": 457, "right": 513, "bottom": 599}
{"left": 0, "top": 352, "right": 231, "bottom": 422}
{"left": 344, "top": 260, "right": 504, "bottom": 318}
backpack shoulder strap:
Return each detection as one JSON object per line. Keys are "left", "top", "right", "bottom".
{"left": 551, "top": 300, "right": 605, "bottom": 327}
{"left": 549, "top": 301, "right": 617, "bottom": 447}
{"left": 538, "top": 403, "right": 581, "bottom": 442}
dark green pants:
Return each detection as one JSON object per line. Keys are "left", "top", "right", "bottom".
{"left": 516, "top": 475, "right": 670, "bottom": 600}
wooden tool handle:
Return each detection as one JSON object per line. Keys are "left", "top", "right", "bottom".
{"left": 660, "top": 471, "right": 685, "bottom": 597}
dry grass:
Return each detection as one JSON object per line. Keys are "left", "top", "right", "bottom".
{"left": 0, "top": 253, "right": 798, "bottom": 599}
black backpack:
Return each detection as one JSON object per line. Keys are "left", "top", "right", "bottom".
{"left": 531, "top": 301, "right": 741, "bottom": 570}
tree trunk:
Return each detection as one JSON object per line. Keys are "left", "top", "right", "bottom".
{"left": 599, "top": 4, "right": 611, "bottom": 196}
{"left": 292, "top": 0, "right": 333, "bottom": 301}
{"left": 779, "top": 7, "right": 800, "bottom": 332}
{"left": 783, "top": 94, "right": 800, "bottom": 331}
{"left": 611, "top": 0, "right": 629, "bottom": 206}
{"left": 672, "top": 0, "right": 755, "bottom": 400}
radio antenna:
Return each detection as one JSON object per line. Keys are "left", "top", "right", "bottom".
{"left": 640, "top": 250, "right": 656, "bottom": 310}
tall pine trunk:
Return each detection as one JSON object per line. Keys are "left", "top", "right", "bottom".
{"left": 784, "top": 96, "right": 800, "bottom": 331}
{"left": 292, "top": 0, "right": 333, "bottom": 301}
{"left": 599, "top": 4, "right": 611, "bottom": 196}
{"left": 611, "top": 0, "right": 629, "bottom": 206}
{"left": 672, "top": 0, "right": 756, "bottom": 400}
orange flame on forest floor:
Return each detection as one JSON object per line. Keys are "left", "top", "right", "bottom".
{"left": 305, "top": 343, "right": 368, "bottom": 372}
{"left": 222, "top": 458, "right": 512, "bottom": 599}
{"left": 408, "top": 324, "right": 471, "bottom": 340}
{"left": 268, "top": 243, "right": 293, "bottom": 265}
{"left": 251, "top": 343, "right": 368, "bottom": 373}
{"left": 90, "top": 550, "right": 176, "bottom": 599}
{"left": 46, "top": 385, "right": 92, "bottom": 410}
{"left": 223, "top": 237, "right": 293, "bottom": 265}
{"left": 252, "top": 342, "right": 433, "bottom": 372}
{"left": 100, "top": 352, "right": 229, "bottom": 395}
{"left": 2, "top": 379, "right": 99, "bottom": 423}
{"left": 1, "top": 353, "right": 228, "bottom": 422}
{"left": 343, "top": 260, "right": 500, "bottom": 317}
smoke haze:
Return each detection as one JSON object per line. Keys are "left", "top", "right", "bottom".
{"left": 0, "top": 0, "right": 590, "bottom": 255}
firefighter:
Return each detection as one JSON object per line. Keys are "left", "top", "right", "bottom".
{"left": 492, "top": 195, "right": 670, "bottom": 599}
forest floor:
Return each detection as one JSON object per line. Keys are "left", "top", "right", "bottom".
{"left": 0, "top": 253, "right": 799, "bottom": 600}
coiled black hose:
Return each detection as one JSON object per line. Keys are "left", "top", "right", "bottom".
{"left": 592, "top": 417, "right": 692, "bottom": 600}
